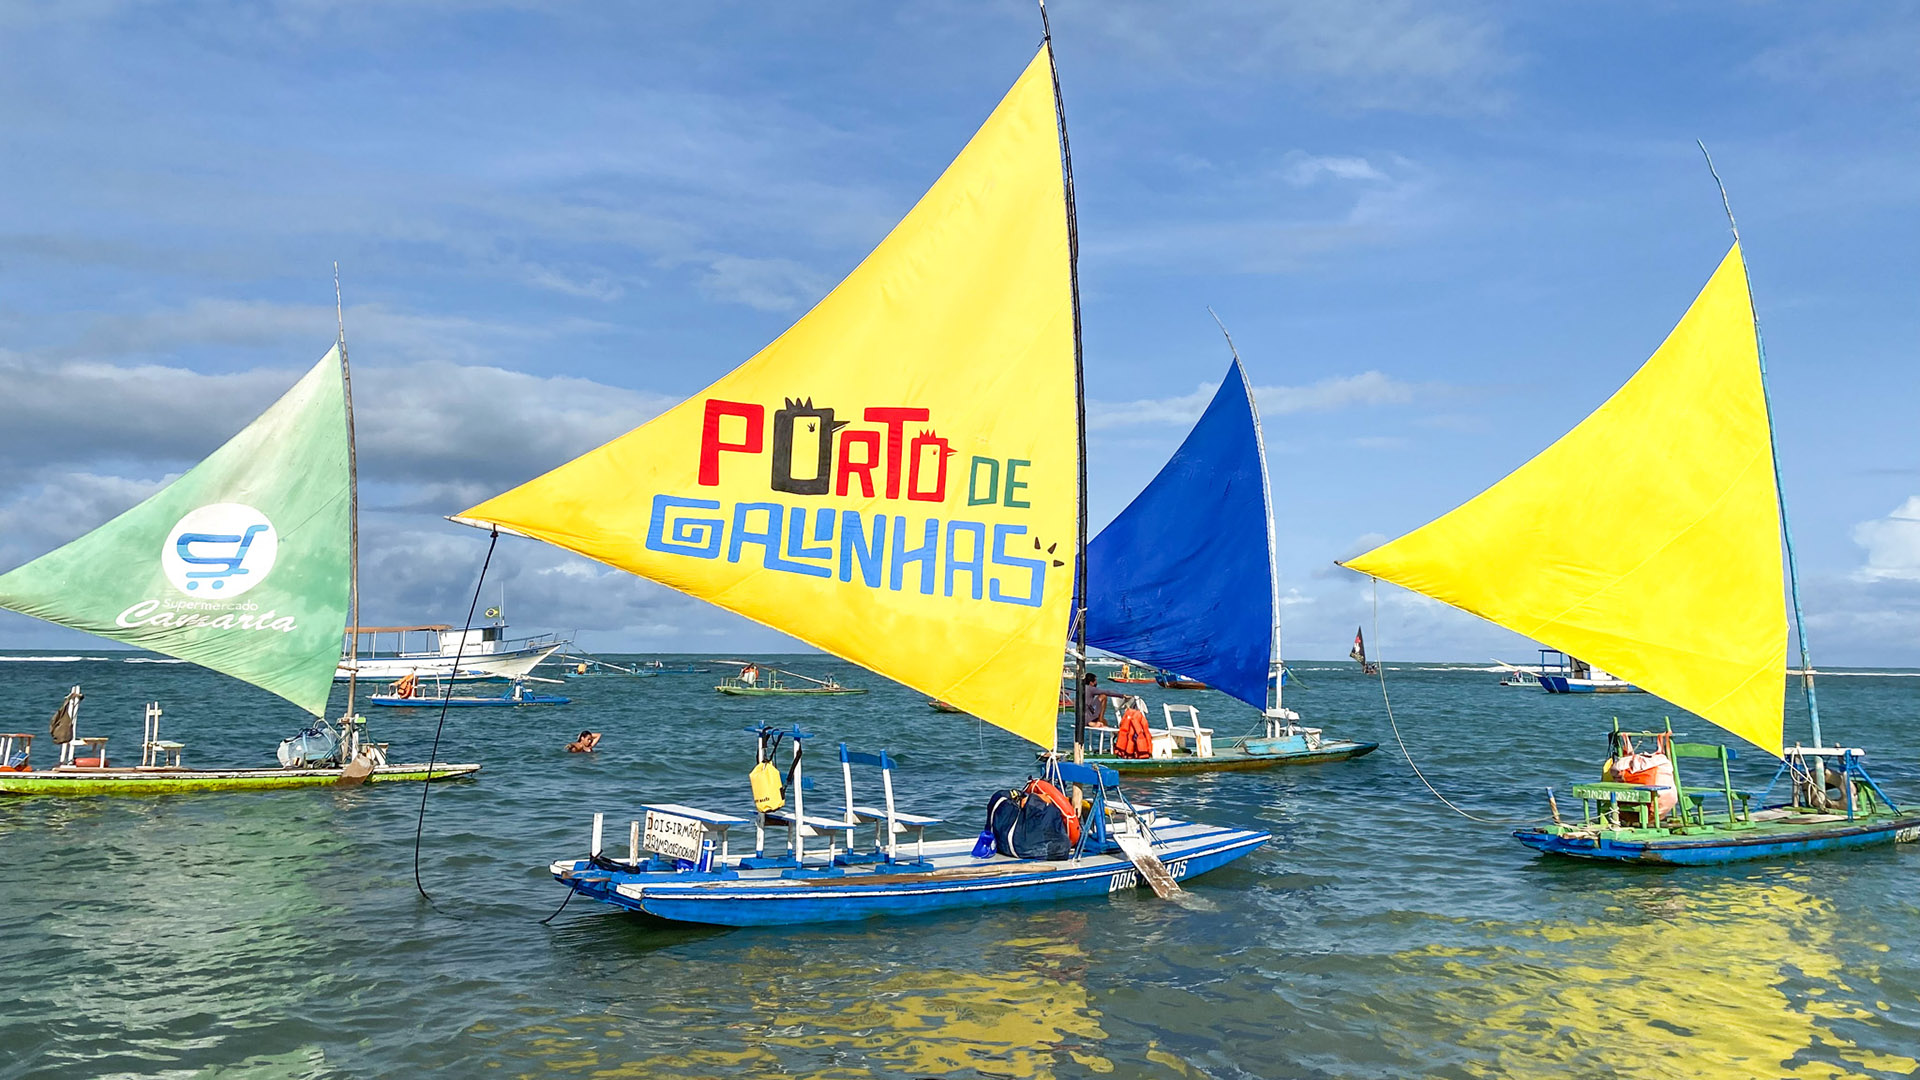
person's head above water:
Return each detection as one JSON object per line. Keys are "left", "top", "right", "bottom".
{"left": 579, "top": 731, "right": 591, "bottom": 739}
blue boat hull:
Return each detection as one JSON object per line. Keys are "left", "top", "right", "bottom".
{"left": 554, "top": 820, "right": 1268, "bottom": 927}
{"left": 368, "top": 694, "right": 570, "bottom": 707}
{"left": 1514, "top": 813, "right": 1920, "bottom": 865}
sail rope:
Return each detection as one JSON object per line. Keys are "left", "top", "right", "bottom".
{"left": 413, "top": 527, "right": 500, "bottom": 904}
{"left": 1370, "top": 578, "right": 1536, "bottom": 827}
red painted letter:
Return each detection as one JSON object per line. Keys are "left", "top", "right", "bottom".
{"left": 836, "top": 429, "right": 881, "bottom": 498}
{"left": 699, "top": 400, "right": 764, "bottom": 486}
{"left": 862, "top": 407, "right": 930, "bottom": 499}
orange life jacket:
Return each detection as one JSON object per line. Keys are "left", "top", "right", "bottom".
{"left": 1115, "top": 706, "right": 1152, "bottom": 759}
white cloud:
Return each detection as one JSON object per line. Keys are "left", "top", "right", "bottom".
{"left": 1089, "top": 371, "right": 1419, "bottom": 430}
{"left": 1282, "top": 153, "right": 1387, "bottom": 186}
{"left": 1850, "top": 496, "right": 1920, "bottom": 581}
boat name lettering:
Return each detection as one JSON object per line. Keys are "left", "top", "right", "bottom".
{"left": 1108, "top": 869, "right": 1138, "bottom": 893}
{"left": 115, "top": 599, "right": 298, "bottom": 633}
{"left": 646, "top": 495, "right": 1046, "bottom": 607}
{"left": 643, "top": 810, "right": 707, "bottom": 862}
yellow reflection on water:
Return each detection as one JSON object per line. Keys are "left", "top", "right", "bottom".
{"left": 1406, "top": 876, "right": 1918, "bottom": 1080}
{"left": 474, "top": 925, "right": 1111, "bottom": 1078}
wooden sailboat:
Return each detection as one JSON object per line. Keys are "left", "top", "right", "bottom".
{"left": 452, "top": 20, "right": 1267, "bottom": 925}
{"left": 0, "top": 304, "right": 478, "bottom": 795}
{"left": 1343, "top": 206, "right": 1916, "bottom": 863}
{"left": 714, "top": 665, "right": 866, "bottom": 697}
{"left": 1078, "top": 345, "right": 1375, "bottom": 773}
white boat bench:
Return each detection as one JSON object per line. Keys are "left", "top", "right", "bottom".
{"left": 141, "top": 704, "right": 185, "bottom": 769}
{"left": 840, "top": 745, "right": 940, "bottom": 863}
{"left": 1153, "top": 704, "right": 1214, "bottom": 758}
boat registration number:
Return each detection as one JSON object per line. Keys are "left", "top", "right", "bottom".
{"left": 644, "top": 810, "right": 708, "bottom": 862}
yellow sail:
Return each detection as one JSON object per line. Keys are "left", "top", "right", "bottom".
{"left": 457, "top": 46, "right": 1075, "bottom": 746}
{"left": 1344, "top": 244, "right": 1789, "bottom": 755}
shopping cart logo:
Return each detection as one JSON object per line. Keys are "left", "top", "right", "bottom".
{"left": 161, "top": 504, "right": 279, "bottom": 597}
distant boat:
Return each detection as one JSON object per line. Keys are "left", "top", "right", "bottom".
{"left": 1107, "top": 663, "right": 1158, "bottom": 685}
{"left": 337, "top": 620, "right": 566, "bottom": 683}
{"left": 1343, "top": 230, "right": 1917, "bottom": 864}
{"left": 715, "top": 664, "right": 866, "bottom": 697}
{"left": 927, "top": 699, "right": 965, "bottom": 713}
{"left": 1154, "top": 673, "right": 1208, "bottom": 691}
{"left": 368, "top": 674, "right": 569, "bottom": 708}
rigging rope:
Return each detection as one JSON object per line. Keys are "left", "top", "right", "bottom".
{"left": 413, "top": 527, "right": 500, "bottom": 903}
{"left": 1370, "top": 577, "right": 1534, "bottom": 827}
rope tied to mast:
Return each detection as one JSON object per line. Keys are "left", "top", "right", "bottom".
{"left": 413, "top": 526, "right": 500, "bottom": 903}
{"left": 1369, "top": 577, "right": 1539, "bottom": 827}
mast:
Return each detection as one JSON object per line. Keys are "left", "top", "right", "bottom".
{"left": 336, "top": 262, "right": 361, "bottom": 728}
{"left": 1697, "top": 142, "right": 1822, "bottom": 751}
{"left": 1039, "top": 0, "right": 1089, "bottom": 765}
{"left": 1209, "top": 308, "right": 1283, "bottom": 717}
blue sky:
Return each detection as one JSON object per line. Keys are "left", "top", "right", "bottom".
{"left": 3, "top": 1, "right": 1919, "bottom": 663}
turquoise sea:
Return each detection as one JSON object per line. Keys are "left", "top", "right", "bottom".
{"left": 2, "top": 653, "right": 1917, "bottom": 1079}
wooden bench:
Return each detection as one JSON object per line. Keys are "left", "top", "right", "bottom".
{"left": 1570, "top": 781, "right": 1665, "bottom": 828}
{"left": 0, "top": 733, "right": 32, "bottom": 771}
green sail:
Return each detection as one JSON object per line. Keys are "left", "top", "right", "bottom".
{"left": 0, "top": 346, "right": 352, "bottom": 716}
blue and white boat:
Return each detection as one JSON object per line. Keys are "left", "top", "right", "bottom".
{"left": 551, "top": 726, "right": 1268, "bottom": 926}
{"left": 453, "top": 32, "right": 1271, "bottom": 926}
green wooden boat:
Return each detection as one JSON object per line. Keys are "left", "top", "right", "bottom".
{"left": 0, "top": 761, "right": 479, "bottom": 797}
{"left": 0, "top": 336, "right": 480, "bottom": 796}
{"left": 715, "top": 667, "right": 865, "bottom": 696}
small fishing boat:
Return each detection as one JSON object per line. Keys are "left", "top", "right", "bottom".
{"left": 644, "top": 660, "right": 712, "bottom": 675}
{"left": 368, "top": 675, "right": 570, "bottom": 708}
{"left": 561, "top": 654, "right": 658, "bottom": 678}
{"left": 1343, "top": 195, "right": 1916, "bottom": 864}
{"left": 0, "top": 334, "right": 478, "bottom": 796}
{"left": 1539, "top": 659, "right": 1642, "bottom": 694}
{"left": 455, "top": 26, "right": 1266, "bottom": 925}
{"left": 1107, "top": 663, "right": 1158, "bottom": 685}
{"left": 927, "top": 699, "right": 965, "bottom": 713}
{"left": 1081, "top": 345, "right": 1375, "bottom": 774}
{"left": 715, "top": 665, "right": 865, "bottom": 697}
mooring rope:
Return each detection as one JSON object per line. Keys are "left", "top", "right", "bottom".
{"left": 1370, "top": 578, "right": 1533, "bottom": 827}
{"left": 413, "top": 528, "right": 500, "bottom": 903}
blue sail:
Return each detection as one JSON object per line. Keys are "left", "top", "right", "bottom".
{"left": 1086, "top": 360, "right": 1276, "bottom": 710}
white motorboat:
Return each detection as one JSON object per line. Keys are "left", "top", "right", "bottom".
{"left": 336, "top": 621, "right": 568, "bottom": 682}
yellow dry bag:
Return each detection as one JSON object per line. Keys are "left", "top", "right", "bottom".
{"left": 750, "top": 761, "right": 785, "bottom": 812}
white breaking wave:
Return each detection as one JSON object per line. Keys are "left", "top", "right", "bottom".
{"left": 0, "top": 655, "right": 108, "bottom": 662}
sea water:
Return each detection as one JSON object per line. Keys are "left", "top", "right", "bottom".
{"left": 1, "top": 655, "right": 1916, "bottom": 1079}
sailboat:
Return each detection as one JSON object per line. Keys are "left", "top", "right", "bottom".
{"left": 714, "top": 664, "right": 866, "bottom": 696}
{"left": 1343, "top": 231, "right": 1918, "bottom": 863}
{"left": 452, "top": 26, "right": 1268, "bottom": 924}
{"left": 1080, "top": 355, "right": 1375, "bottom": 772}
{"left": 0, "top": 333, "right": 479, "bottom": 795}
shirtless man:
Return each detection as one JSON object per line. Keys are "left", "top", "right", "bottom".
{"left": 566, "top": 730, "right": 601, "bottom": 753}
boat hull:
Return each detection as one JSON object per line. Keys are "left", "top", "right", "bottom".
{"left": 368, "top": 694, "right": 569, "bottom": 707}
{"left": 1513, "top": 811, "right": 1920, "bottom": 865}
{"left": 715, "top": 686, "right": 866, "bottom": 696}
{"left": 553, "top": 820, "right": 1268, "bottom": 927}
{"left": 1085, "top": 739, "right": 1378, "bottom": 774}
{"left": 0, "top": 762, "right": 481, "bottom": 796}
{"left": 1539, "top": 675, "right": 1642, "bottom": 694}
{"left": 336, "top": 642, "right": 563, "bottom": 683}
